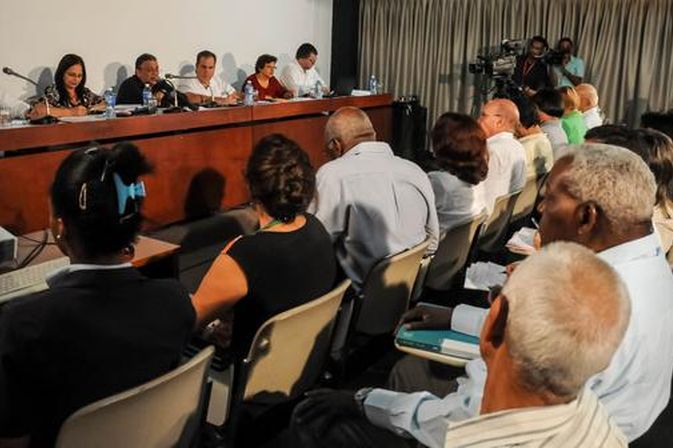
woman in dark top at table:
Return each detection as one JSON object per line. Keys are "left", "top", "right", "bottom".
{"left": 193, "top": 134, "right": 337, "bottom": 358}
{"left": 27, "top": 53, "right": 106, "bottom": 121}
{"left": 243, "top": 54, "right": 293, "bottom": 101}
{"left": 0, "top": 143, "right": 195, "bottom": 448}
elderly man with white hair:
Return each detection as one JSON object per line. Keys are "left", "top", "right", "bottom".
{"left": 293, "top": 242, "right": 630, "bottom": 447}
{"left": 575, "top": 83, "right": 603, "bottom": 130}
{"left": 301, "top": 143, "right": 672, "bottom": 445}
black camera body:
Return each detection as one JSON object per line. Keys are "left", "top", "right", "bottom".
{"left": 543, "top": 49, "right": 566, "bottom": 66}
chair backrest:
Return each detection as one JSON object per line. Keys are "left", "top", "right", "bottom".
{"left": 241, "top": 279, "right": 350, "bottom": 402}
{"left": 55, "top": 346, "right": 215, "bottom": 448}
{"left": 511, "top": 176, "right": 539, "bottom": 222}
{"left": 425, "top": 211, "right": 488, "bottom": 291}
{"left": 355, "top": 239, "right": 431, "bottom": 335}
{"left": 479, "top": 190, "right": 520, "bottom": 252}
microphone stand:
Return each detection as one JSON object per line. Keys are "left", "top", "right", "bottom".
{"left": 161, "top": 77, "right": 183, "bottom": 114}
{"left": 2, "top": 67, "right": 59, "bottom": 125}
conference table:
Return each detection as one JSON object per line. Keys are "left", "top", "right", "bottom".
{"left": 0, "top": 94, "right": 393, "bottom": 235}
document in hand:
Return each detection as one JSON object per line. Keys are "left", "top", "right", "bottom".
{"left": 396, "top": 327, "right": 480, "bottom": 360}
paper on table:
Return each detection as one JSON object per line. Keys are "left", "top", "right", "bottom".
{"left": 464, "top": 261, "right": 506, "bottom": 291}
{"left": 506, "top": 227, "right": 537, "bottom": 255}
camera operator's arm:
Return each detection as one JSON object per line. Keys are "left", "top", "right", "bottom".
{"left": 557, "top": 54, "right": 584, "bottom": 86}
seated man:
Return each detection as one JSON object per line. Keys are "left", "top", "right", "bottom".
{"left": 117, "top": 53, "right": 164, "bottom": 105}
{"left": 532, "top": 88, "right": 569, "bottom": 155}
{"left": 478, "top": 99, "right": 527, "bottom": 212}
{"left": 575, "top": 83, "right": 603, "bottom": 130}
{"left": 375, "top": 143, "right": 673, "bottom": 443}
{"left": 308, "top": 106, "right": 439, "bottom": 290}
{"left": 293, "top": 242, "right": 629, "bottom": 448}
{"left": 180, "top": 50, "right": 239, "bottom": 106}
{"left": 279, "top": 43, "right": 329, "bottom": 97}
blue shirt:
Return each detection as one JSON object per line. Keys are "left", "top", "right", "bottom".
{"left": 553, "top": 55, "right": 585, "bottom": 87}
{"left": 364, "top": 233, "right": 673, "bottom": 444}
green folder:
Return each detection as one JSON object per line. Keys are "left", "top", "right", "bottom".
{"left": 396, "top": 327, "right": 480, "bottom": 359}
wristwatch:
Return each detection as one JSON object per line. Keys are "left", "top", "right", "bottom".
{"left": 354, "top": 387, "right": 374, "bottom": 415}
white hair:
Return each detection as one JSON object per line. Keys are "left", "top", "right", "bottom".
{"left": 502, "top": 241, "right": 631, "bottom": 398}
{"left": 560, "top": 143, "right": 656, "bottom": 234}
{"left": 576, "top": 83, "right": 599, "bottom": 108}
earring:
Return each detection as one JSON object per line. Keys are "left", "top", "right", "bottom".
{"left": 55, "top": 234, "right": 62, "bottom": 241}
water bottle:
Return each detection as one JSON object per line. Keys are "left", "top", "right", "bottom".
{"left": 104, "top": 88, "right": 116, "bottom": 119}
{"left": 314, "top": 80, "right": 324, "bottom": 99}
{"left": 369, "top": 75, "right": 378, "bottom": 94}
{"left": 142, "top": 83, "right": 152, "bottom": 107}
{"left": 243, "top": 81, "right": 254, "bottom": 106}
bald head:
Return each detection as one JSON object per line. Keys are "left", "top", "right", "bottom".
{"left": 325, "top": 107, "right": 377, "bottom": 156}
{"left": 478, "top": 99, "right": 520, "bottom": 137}
{"left": 575, "top": 83, "right": 599, "bottom": 112}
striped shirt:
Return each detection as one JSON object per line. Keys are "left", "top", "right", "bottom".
{"left": 443, "top": 388, "right": 626, "bottom": 448}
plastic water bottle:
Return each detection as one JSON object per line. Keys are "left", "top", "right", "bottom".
{"left": 243, "top": 81, "right": 254, "bottom": 106}
{"left": 104, "top": 88, "right": 116, "bottom": 119}
{"left": 369, "top": 75, "right": 378, "bottom": 94}
{"left": 142, "top": 83, "right": 152, "bottom": 107}
{"left": 314, "top": 80, "right": 324, "bottom": 99}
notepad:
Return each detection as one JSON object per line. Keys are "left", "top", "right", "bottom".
{"left": 396, "top": 327, "right": 480, "bottom": 360}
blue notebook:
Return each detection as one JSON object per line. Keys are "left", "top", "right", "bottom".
{"left": 396, "top": 327, "right": 480, "bottom": 360}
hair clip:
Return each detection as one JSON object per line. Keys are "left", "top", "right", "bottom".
{"left": 78, "top": 183, "right": 88, "bottom": 210}
{"left": 113, "top": 173, "right": 146, "bottom": 215}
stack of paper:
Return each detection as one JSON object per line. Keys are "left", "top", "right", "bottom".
{"left": 464, "top": 261, "right": 506, "bottom": 291}
{"left": 506, "top": 227, "right": 538, "bottom": 255}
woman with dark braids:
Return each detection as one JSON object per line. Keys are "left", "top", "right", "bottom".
{"left": 0, "top": 143, "right": 194, "bottom": 448}
{"left": 192, "top": 134, "right": 337, "bottom": 359}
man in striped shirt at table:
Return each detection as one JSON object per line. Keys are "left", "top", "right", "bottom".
{"left": 294, "top": 242, "right": 628, "bottom": 447}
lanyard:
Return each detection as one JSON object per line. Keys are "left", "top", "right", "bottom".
{"left": 523, "top": 59, "right": 537, "bottom": 78}
{"left": 257, "top": 218, "right": 283, "bottom": 233}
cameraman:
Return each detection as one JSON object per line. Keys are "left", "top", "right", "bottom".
{"left": 512, "top": 36, "right": 552, "bottom": 97}
{"left": 551, "top": 37, "right": 585, "bottom": 87}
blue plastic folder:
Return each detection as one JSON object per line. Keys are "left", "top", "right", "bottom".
{"left": 396, "top": 327, "right": 480, "bottom": 360}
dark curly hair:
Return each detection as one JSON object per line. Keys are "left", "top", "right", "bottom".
{"left": 245, "top": 134, "right": 315, "bottom": 222}
{"left": 50, "top": 142, "right": 153, "bottom": 258}
{"left": 431, "top": 113, "right": 488, "bottom": 185}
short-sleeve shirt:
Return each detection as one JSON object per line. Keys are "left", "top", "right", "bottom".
{"left": 561, "top": 110, "right": 588, "bottom": 144}
{"left": 33, "top": 84, "right": 104, "bottom": 109}
{"left": 226, "top": 214, "right": 337, "bottom": 357}
{"left": 0, "top": 267, "right": 195, "bottom": 447}
{"left": 179, "top": 76, "right": 236, "bottom": 99}
{"left": 116, "top": 75, "right": 146, "bottom": 105}
{"left": 553, "top": 55, "right": 585, "bottom": 88}
{"left": 242, "top": 74, "right": 290, "bottom": 100}
{"left": 428, "top": 171, "right": 487, "bottom": 235}
{"left": 279, "top": 60, "right": 326, "bottom": 96}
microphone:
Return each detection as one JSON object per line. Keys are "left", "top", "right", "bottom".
{"left": 2, "top": 66, "right": 58, "bottom": 124}
{"left": 165, "top": 73, "right": 197, "bottom": 80}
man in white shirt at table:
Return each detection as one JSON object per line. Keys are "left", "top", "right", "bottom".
{"left": 279, "top": 43, "right": 329, "bottom": 98}
{"left": 179, "top": 50, "right": 239, "bottom": 106}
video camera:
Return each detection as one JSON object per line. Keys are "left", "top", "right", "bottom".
{"left": 468, "top": 39, "right": 526, "bottom": 77}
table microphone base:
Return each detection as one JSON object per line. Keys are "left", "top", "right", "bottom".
{"left": 163, "top": 107, "right": 184, "bottom": 114}
{"left": 29, "top": 115, "right": 59, "bottom": 125}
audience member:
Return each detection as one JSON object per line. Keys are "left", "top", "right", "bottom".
{"left": 575, "top": 83, "right": 603, "bottom": 129}
{"left": 192, "top": 134, "right": 337, "bottom": 358}
{"left": 558, "top": 86, "right": 587, "bottom": 144}
{"left": 279, "top": 43, "right": 328, "bottom": 97}
{"left": 532, "top": 88, "right": 569, "bottom": 154}
{"left": 117, "top": 53, "right": 165, "bottom": 105}
{"left": 243, "top": 54, "right": 292, "bottom": 100}
{"left": 180, "top": 50, "right": 239, "bottom": 106}
{"left": 511, "top": 94, "right": 554, "bottom": 178}
{"left": 477, "top": 99, "right": 527, "bottom": 212}
{"left": 27, "top": 54, "right": 105, "bottom": 120}
{"left": 0, "top": 143, "right": 195, "bottom": 447}
{"left": 551, "top": 37, "right": 585, "bottom": 87}
{"left": 292, "top": 242, "right": 630, "bottom": 448}
{"left": 308, "top": 106, "right": 439, "bottom": 289}
{"left": 427, "top": 113, "right": 488, "bottom": 234}
{"left": 379, "top": 143, "right": 672, "bottom": 443}
{"left": 641, "top": 111, "right": 673, "bottom": 140}
{"left": 512, "top": 36, "right": 552, "bottom": 96}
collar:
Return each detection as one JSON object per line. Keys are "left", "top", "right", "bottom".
{"left": 598, "top": 232, "right": 662, "bottom": 267}
{"left": 487, "top": 132, "right": 515, "bottom": 143}
{"left": 46, "top": 262, "right": 134, "bottom": 289}
{"left": 342, "top": 141, "right": 394, "bottom": 159}
{"left": 583, "top": 106, "right": 600, "bottom": 115}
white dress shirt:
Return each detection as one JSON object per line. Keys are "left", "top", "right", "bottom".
{"left": 481, "top": 132, "right": 526, "bottom": 213}
{"left": 308, "top": 141, "right": 439, "bottom": 288}
{"left": 365, "top": 232, "right": 673, "bottom": 443}
{"left": 583, "top": 106, "right": 603, "bottom": 130}
{"left": 518, "top": 132, "right": 554, "bottom": 179}
{"left": 279, "top": 60, "right": 326, "bottom": 96}
{"left": 178, "top": 76, "right": 236, "bottom": 100}
{"left": 428, "top": 171, "right": 486, "bottom": 235}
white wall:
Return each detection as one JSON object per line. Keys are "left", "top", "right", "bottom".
{"left": 0, "top": 0, "right": 333, "bottom": 108}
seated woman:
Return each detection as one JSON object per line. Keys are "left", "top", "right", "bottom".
{"left": 27, "top": 54, "right": 106, "bottom": 120}
{"left": 192, "top": 134, "right": 337, "bottom": 359}
{"left": 243, "top": 54, "right": 293, "bottom": 101}
{"left": 427, "top": 112, "right": 489, "bottom": 234}
{"left": 633, "top": 128, "right": 673, "bottom": 260}
{"left": 558, "top": 85, "right": 588, "bottom": 144}
{"left": 0, "top": 143, "right": 195, "bottom": 448}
